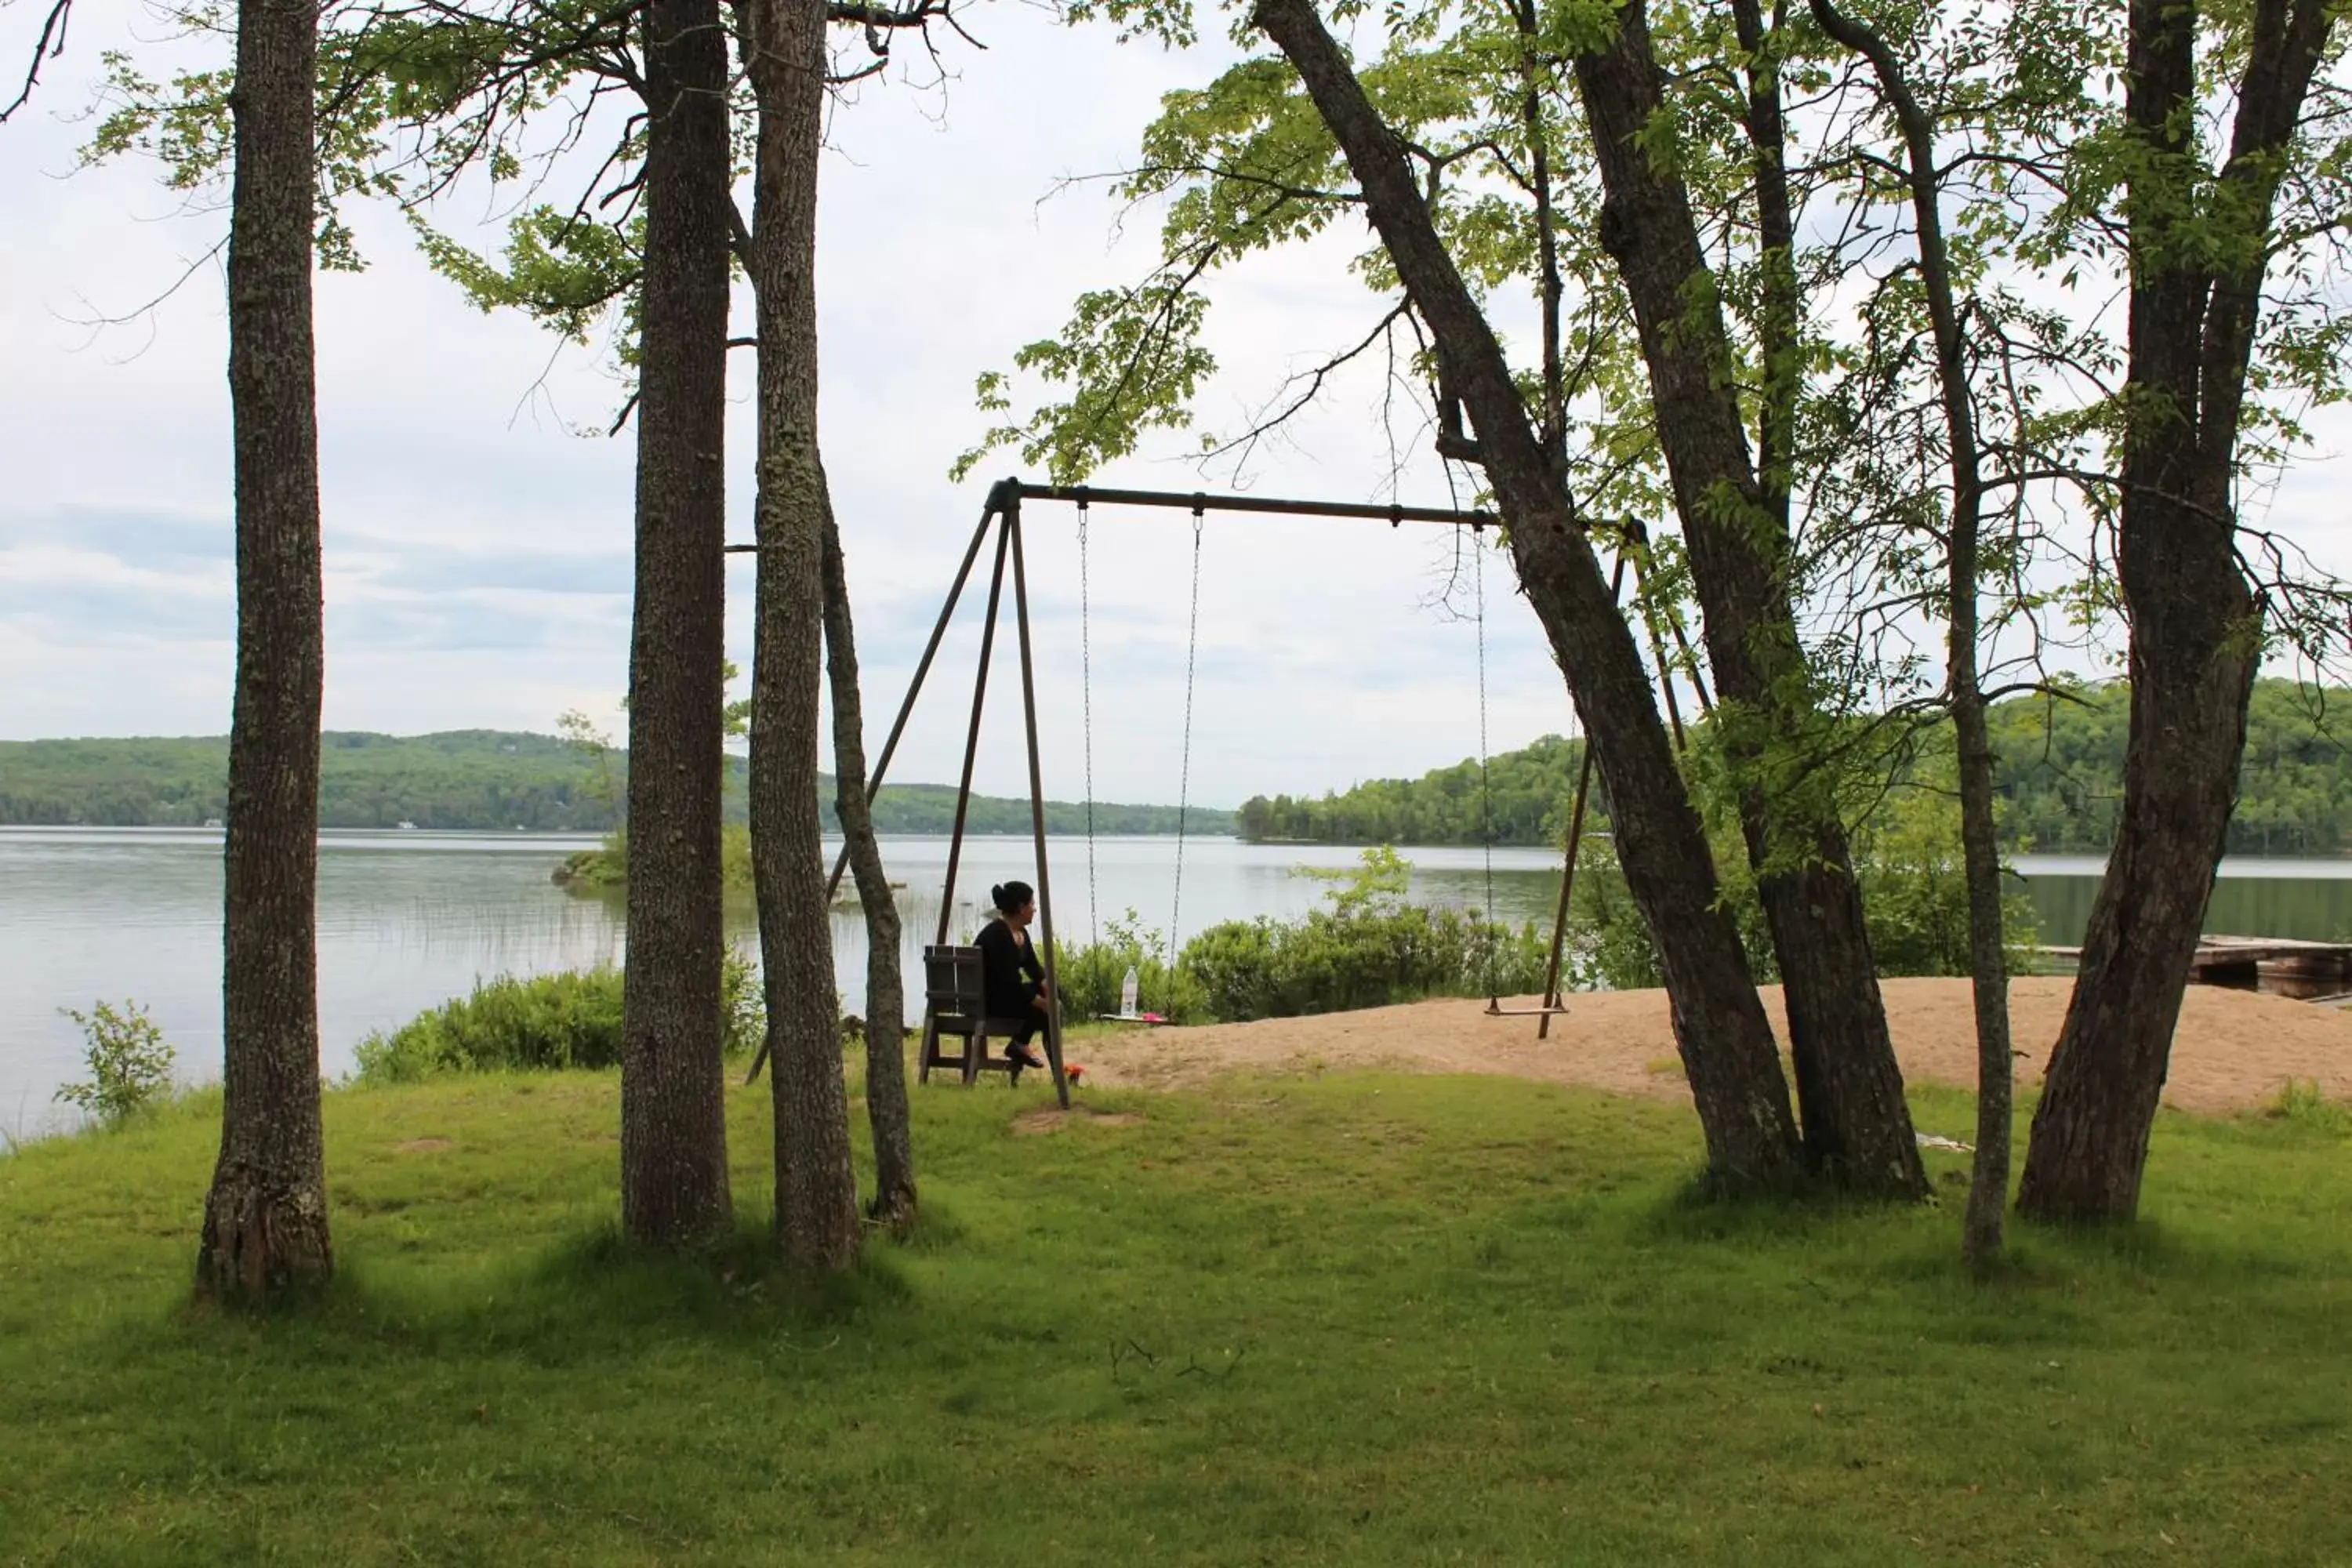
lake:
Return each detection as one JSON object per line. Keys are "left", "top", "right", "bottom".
{"left": 8, "top": 826, "right": 2352, "bottom": 1134}
{"left": 0, "top": 826, "right": 1566, "bottom": 1134}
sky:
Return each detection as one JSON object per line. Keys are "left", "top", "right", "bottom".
{"left": 3, "top": 2, "right": 2348, "bottom": 812}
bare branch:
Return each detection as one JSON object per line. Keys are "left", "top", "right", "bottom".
{"left": 726, "top": 196, "right": 752, "bottom": 269}
{"left": 1, "top": 0, "right": 71, "bottom": 124}
{"left": 825, "top": 0, "right": 945, "bottom": 27}
{"left": 1207, "top": 299, "right": 1413, "bottom": 469}
{"left": 607, "top": 387, "right": 642, "bottom": 437}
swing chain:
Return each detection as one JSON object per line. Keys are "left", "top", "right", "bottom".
{"left": 1169, "top": 506, "right": 1204, "bottom": 965}
{"left": 1079, "top": 499, "right": 1099, "bottom": 948}
{"left": 1475, "top": 530, "right": 1498, "bottom": 1003}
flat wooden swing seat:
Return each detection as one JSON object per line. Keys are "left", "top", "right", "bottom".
{"left": 1483, "top": 998, "right": 1573, "bottom": 1018}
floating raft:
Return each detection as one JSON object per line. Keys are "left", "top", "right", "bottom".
{"left": 2041, "top": 935, "right": 2352, "bottom": 999}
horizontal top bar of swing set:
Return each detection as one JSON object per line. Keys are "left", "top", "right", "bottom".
{"left": 1009, "top": 483, "right": 1494, "bottom": 528}
{"left": 718, "top": 482, "right": 1491, "bottom": 550}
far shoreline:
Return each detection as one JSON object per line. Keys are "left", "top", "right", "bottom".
{"left": 17, "top": 822, "right": 2352, "bottom": 877}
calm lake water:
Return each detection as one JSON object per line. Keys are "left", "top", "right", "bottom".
{"left": 0, "top": 826, "right": 1564, "bottom": 1134}
{"left": 8, "top": 826, "right": 2352, "bottom": 1135}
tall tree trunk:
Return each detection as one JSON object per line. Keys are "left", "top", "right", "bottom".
{"left": 198, "top": 0, "right": 332, "bottom": 1303}
{"left": 1728, "top": 0, "right": 1797, "bottom": 530}
{"left": 1810, "top": 0, "right": 2014, "bottom": 1266}
{"left": 2020, "top": 0, "right": 2332, "bottom": 1223}
{"left": 1571, "top": 0, "right": 1924, "bottom": 1198}
{"left": 819, "top": 485, "right": 916, "bottom": 1225}
{"left": 1507, "top": 0, "right": 1564, "bottom": 470}
{"left": 619, "top": 0, "right": 733, "bottom": 1250}
{"left": 747, "top": 0, "right": 861, "bottom": 1269}
{"left": 1951, "top": 684, "right": 2013, "bottom": 1266}
{"left": 1255, "top": 0, "right": 1802, "bottom": 1189}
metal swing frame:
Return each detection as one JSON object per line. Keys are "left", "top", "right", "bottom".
{"left": 744, "top": 474, "right": 1704, "bottom": 1087}
{"left": 1476, "top": 522, "right": 1712, "bottom": 1029}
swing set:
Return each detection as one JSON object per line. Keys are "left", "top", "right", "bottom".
{"left": 750, "top": 475, "right": 1704, "bottom": 1109}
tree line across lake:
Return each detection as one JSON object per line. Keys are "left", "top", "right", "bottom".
{"left": 1240, "top": 681, "right": 2352, "bottom": 858}
{"left": 10, "top": 678, "right": 2352, "bottom": 855}
{"left": 0, "top": 730, "right": 1214, "bottom": 837}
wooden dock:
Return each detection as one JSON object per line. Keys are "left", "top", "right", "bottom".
{"left": 2039, "top": 935, "right": 2352, "bottom": 999}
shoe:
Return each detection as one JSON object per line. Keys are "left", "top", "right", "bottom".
{"left": 1011, "top": 1043, "right": 1047, "bottom": 1071}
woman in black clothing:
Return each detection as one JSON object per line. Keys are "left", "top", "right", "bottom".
{"left": 969, "top": 879, "right": 1054, "bottom": 1086}
{"left": 975, "top": 880, "right": 1054, "bottom": 1081}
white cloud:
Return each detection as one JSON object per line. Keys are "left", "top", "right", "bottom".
{"left": 5, "top": 1, "right": 2345, "bottom": 811}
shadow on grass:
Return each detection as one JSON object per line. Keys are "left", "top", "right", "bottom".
{"left": 456, "top": 1214, "right": 917, "bottom": 1348}
{"left": 162, "top": 1210, "right": 927, "bottom": 1366}
{"left": 1633, "top": 1164, "right": 1859, "bottom": 1244}
{"left": 1632, "top": 1160, "right": 2281, "bottom": 1279}
{"left": 1995, "top": 1210, "right": 2324, "bottom": 1289}
{"left": 887, "top": 1194, "right": 968, "bottom": 1254}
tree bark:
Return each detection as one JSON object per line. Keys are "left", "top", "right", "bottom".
{"left": 1507, "top": 0, "right": 1564, "bottom": 468}
{"left": 198, "top": 0, "right": 332, "bottom": 1304}
{"left": 1809, "top": 0, "right": 2013, "bottom": 1266}
{"left": 619, "top": 0, "right": 734, "bottom": 1250}
{"left": 1728, "top": 0, "right": 1797, "bottom": 532}
{"left": 2020, "top": 0, "right": 2332, "bottom": 1223}
{"left": 1570, "top": 0, "right": 1924, "bottom": 1198}
{"left": 747, "top": 0, "right": 862, "bottom": 1269}
{"left": 1255, "top": 0, "right": 1802, "bottom": 1189}
{"left": 819, "top": 480, "right": 917, "bottom": 1225}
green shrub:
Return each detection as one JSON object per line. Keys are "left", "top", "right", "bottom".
{"left": 1563, "top": 762, "right": 2039, "bottom": 990}
{"left": 1853, "top": 783, "right": 2039, "bottom": 978}
{"left": 2267, "top": 1080, "right": 2352, "bottom": 1134}
{"left": 1182, "top": 905, "right": 1548, "bottom": 1022}
{"left": 1561, "top": 833, "right": 1671, "bottom": 993}
{"left": 1051, "top": 854, "right": 1544, "bottom": 1026}
{"left": 53, "top": 1000, "right": 176, "bottom": 1127}
{"left": 554, "top": 827, "right": 759, "bottom": 892}
{"left": 1179, "top": 849, "right": 1550, "bottom": 1023}
{"left": 356, "top": 949, "right": 765, "bottom": 1083}
{"left": 1180, "top": 918, "right": 1287, "bottom": 1022}
{"left": 1057, "top": 909, "right": 1211, "bottom": 1024}
{"left": 552, "top": 832, "right": 627, "bottom": 890}
{"left": 720, "top": 946, "right": 766, "bottom": 1054}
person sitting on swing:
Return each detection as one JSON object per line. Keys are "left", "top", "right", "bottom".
{"left": 976, "top": 880, "right": 1054, "bottom": 1083}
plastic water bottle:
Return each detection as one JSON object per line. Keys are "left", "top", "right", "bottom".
{"left": 1120, "top": 965, "right": 1139, "bottom": 1018}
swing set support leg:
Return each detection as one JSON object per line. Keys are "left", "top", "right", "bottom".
{"left": 1484, "top": 695, "right": 1590, "bottom": 1030}
{"left": 1531, "top": 731, "right": 1600, "bottom": 1036}
{"left": 1487, "top": 550, "right": 1625, "bottom": 1033}
{"left": 822, "top": 498, "right": 999, "bottom": 906}
{"left": 1007, "top": 498, "right": 1073, "bottom": 1110}
{"left": 935, "top": 517, "right": 1013, "bottom": 946}
{"left": 750, "top": 500, "right": 1002, "bottom": 1087}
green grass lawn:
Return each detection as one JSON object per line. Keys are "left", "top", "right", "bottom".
{"left": 2, "top": 1060, "right": 2348, "bottom": 1566}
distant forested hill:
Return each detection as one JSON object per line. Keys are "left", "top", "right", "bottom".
{"left": 0, "top": 731, "right": 1228, "bottom": 836}
{"left": 0, "top": 732, "right": 604, "bottom": 830}
{"left": 1238, "top": 734, "right": 1592, "bottom": 846}
{"left": 1238, "top": 681, "right": 2352, "bottom": 856}
{"left": 1989, "top": 681, "right": 2352, "bottom": 855}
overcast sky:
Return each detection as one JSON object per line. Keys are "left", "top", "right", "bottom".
{"left": 5, "top": 2, "right": 2348, "bottom": 811}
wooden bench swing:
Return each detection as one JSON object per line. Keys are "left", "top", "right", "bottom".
{"left": 913, "top": 943, "right": 1045, "bottom": 1086}
{"left": 747, "top": 477, "right": 1710, "bottom": 1095}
